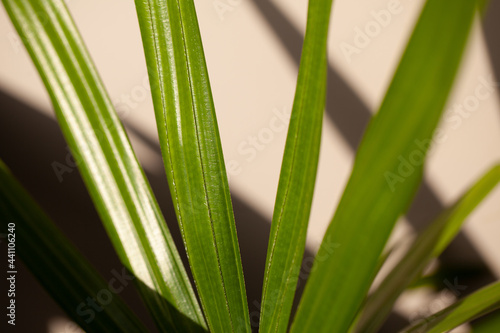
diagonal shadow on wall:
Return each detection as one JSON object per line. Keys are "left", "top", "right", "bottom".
{"left": 0, "top": 90, "right": 291, "bottom": 332}
{"left": 482, "top": 0, "right": 500, "bottom": 85}
{"left": 250, "top": 0, "right": 495, "bottom": 274}
{"left": 247, "top": 0, "right": 497, "bottom": 330}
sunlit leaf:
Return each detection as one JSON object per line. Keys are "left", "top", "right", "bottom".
{"left": 134, "top": 0, "right": 249, "bottom": 331}
{"left": 259, "top": 0, "right": 333, "bottom": 331}
{"left": 1, "top": 0, "right": 205, "bottom": 331}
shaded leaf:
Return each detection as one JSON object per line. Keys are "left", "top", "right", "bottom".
{"left": 472, "top": 310, "right": 500, "bottom": 332}
{"left": 356, "top": 164, "right": 500, "bottom": 333}
{"left": 291, "top": 1, "right": 477, "bottom": 332}
{"left": 0, "top": 160, "right": 147, "bottom": 332}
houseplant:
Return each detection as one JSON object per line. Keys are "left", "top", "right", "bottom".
{"left": 0, "top": 0, "right": 499, "bottom": 332}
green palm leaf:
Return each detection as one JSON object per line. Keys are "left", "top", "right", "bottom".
{"left": 472, "top": 310, "right": 500, "bottom": 332}
{"left": 291, "top": 1, "right": 477, "bottom": 332}
{"left": 0, "top": 160, "right": 147, "bottom": 332}
{"left": 1, "top": 0, "right": 205, "bottom": 331}
{"left": 134, "top": 0, "right": 249, "bottom": 331}
{"left": 402, "top": 281, "right": 500, "bottom": 333}
{"left": 356, "top": 164, "right": 500, "bottom": 333}
{"left": 259, "top": 0, "right": 333, "bottom": 332}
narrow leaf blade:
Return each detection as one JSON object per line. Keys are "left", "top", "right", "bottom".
{"left": 291, "top": 1, "right": 477, "bottom": 332}
{"left": 0, "top": 160, "right": 147, "bottom": 333}
{"left": 401, "top": 281, "right": 500, "bottom": 333}
{"left": 1, "top": 0, "right": 205, "bottom": 331}
{"left": 259, "top": 0, "right": 333, "bottom": 332}
{"left": 134, "top": 1, "right": 250, "bottom": 331}
{"left": 356, "top": 164, "right": 500, "bottom": 333}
